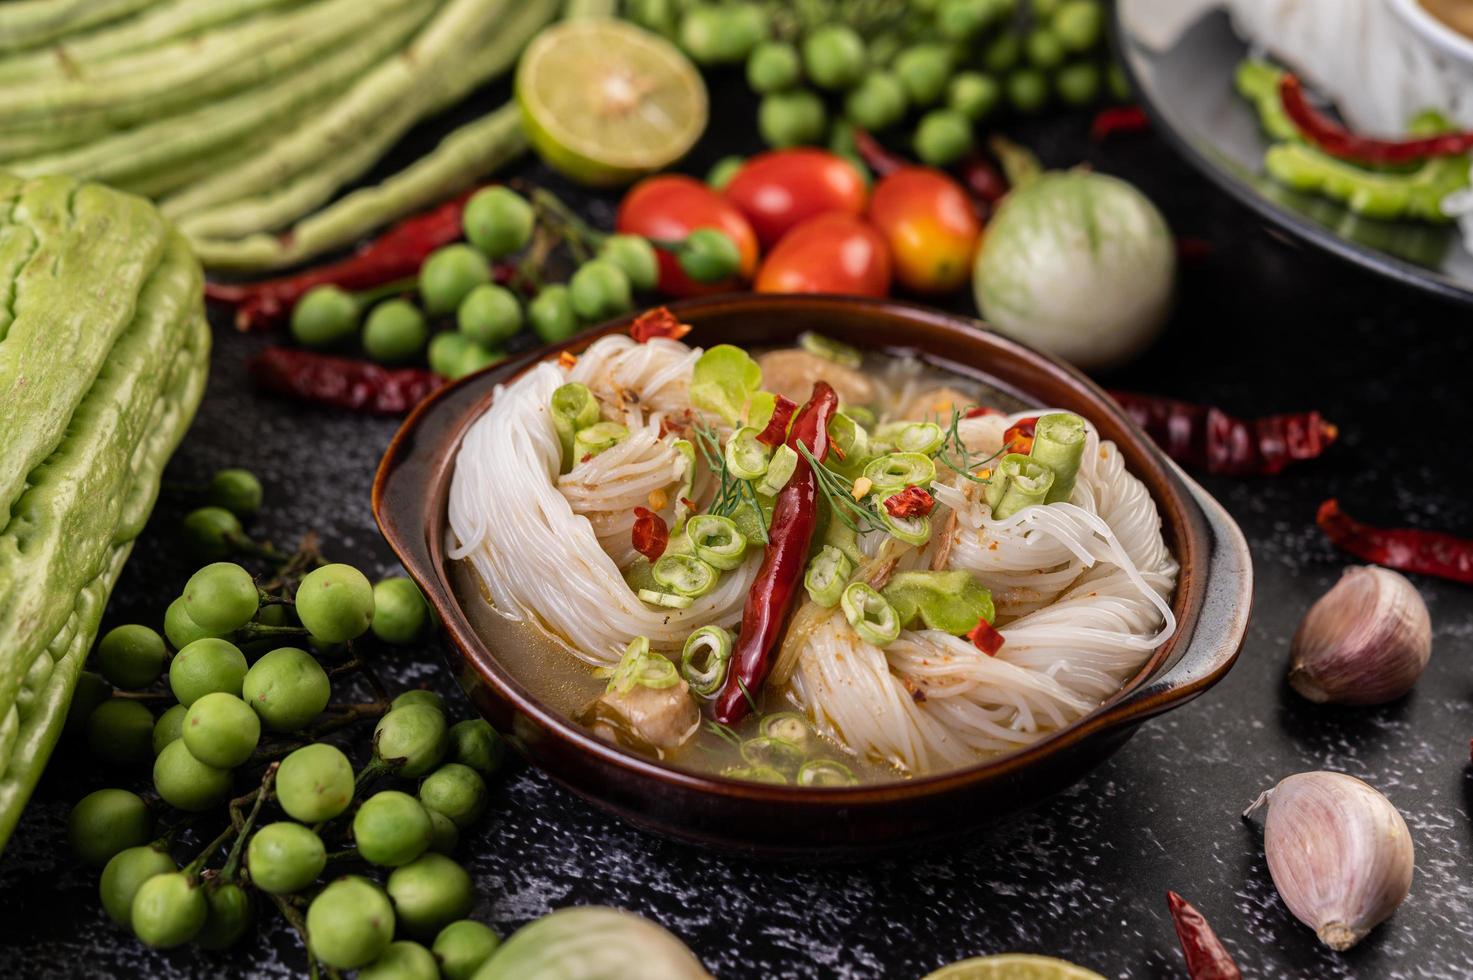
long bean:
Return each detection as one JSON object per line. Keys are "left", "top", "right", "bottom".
{"left": 161, "top": 0, "right": 509, "bottom": 221}
{"left": 0, "top": 0, "right": 155, "bottom": 54}
{"left": 12, "top": 3, "right": 430, "bottom": 186}
{"left": 0, "top": 0, "right": 306, "bottom": 85}
{"left": 0, "top": 0, "right": 425, "bottom": 128}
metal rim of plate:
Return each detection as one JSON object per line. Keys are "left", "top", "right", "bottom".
{"left": 1112, "top": 0, "right": 1473, "bottom": 308}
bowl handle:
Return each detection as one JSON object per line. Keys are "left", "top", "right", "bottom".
{"left": 1108, "top": 468, "right": 1253, "bottom": 719}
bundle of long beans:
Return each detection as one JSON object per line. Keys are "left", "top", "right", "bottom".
{"left": 0, "top": 0, "right": 614, "bottom": 273}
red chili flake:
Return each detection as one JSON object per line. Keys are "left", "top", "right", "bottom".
{"left": 630, "top": 306, "right": 692, "bottom": 344}
{"left": 631, "top": 507, "right": 669, "bottom": 563}
{"left": 964, "top": 406, "right": 1002, "bottom": 419}
{"left": 1004, "top": 417, "right": 1038, "bottom": 455}
{"left": 755, "top": 395, "right": 798, "bottom": 447}
{"left": 248, "top": 347, "right": 441, "bottom": 415}
{"left": 1279, "top": 72, "right": 1473, "bottom": 165}
{"left": 680, "top": 496, "right": 698, "bottom": 513}
{"left": 1111, "top": 391, "right": 1337, "bottom": 476}
{"left": 1167, "top": 892, "right": 1242, "bottom": 980}
{"left": 1090, "top": 105, "right": 1150, "bottom": 142}
{"left": 967, "top": 618, "right": 1005, "bottom": 656}
{"left": 1317, "top": 499, "right": 1473, "bottom": 585}
{"left": 883, "top": 486, "right": 936, "bottom": 519}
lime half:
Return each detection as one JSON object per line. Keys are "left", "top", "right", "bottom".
{"left": 924, "top": 954, "right": 1108, "bottom": 980}
{"left": 516, "top": 19, "right": 708, "bottom": 187}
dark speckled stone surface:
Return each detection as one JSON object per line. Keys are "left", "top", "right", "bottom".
{"left": 2, "top": 74, "right": 1472, "bottom": 980}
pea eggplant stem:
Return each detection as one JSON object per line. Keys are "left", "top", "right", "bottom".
{"left": 183, "top": 821, "right": 240, "bottom": 877}
{"left": 222, "top": 764, "right": 277, "bottom": 879}
{"left": 267, "top": 891, "right": 341, "bottom": 980}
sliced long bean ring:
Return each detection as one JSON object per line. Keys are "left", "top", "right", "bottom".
{"left": 722, "top": 765, "right": 787, "bottom": 784}
{"left": 863, "top": 452, "right": 936, "bottom": 491}
{"left": 1030, "top": 412, "right": 1086, "bottom": 503}
{"left": 551, "top": 382, "right": 599, "bottom": 472}
{"left": 636, "top": 588, "right": 692, "bottom": 610}
{"left": 652, "top": 553, "right": 718, "bottom": 598}
{"left": 841, "top": 582, "right": 901, "bottom": 646}
{"left": 686, "top": 514, "right": 747, "bottom": 570}
{"left": 798, "top": 331, "right": 862, "bottom": 368}
{"left": 739, "top": 735, "right": 805, "bottom": 772}
{"left": 874, "top": 492, "right": 933, "bottom": 546}
{"left": 603, "top": 637, "right": 680, "bottom": 694}
{"left": 757, "top": 444, "right": 799, "bottom": 495}
{"left": 573, "top": 421, "right": 628, "bottom": 461}
{"left": 842, "top": 404, "right": 877, "bottom": 430}
{"left": 760, "top": 711, "right": 813, "bottom": 748}
{"left": 827, "top": 411, "right": 870, "bottom": 468}
{"left": 803, "top": 545, "right": 853, "bottom": 608}
{"left": 894, "top": 421, "right": 946, "bottom": 455}
{"left": 724, "top": 425, "right": 771, "bottom": 480}
{"left": 797, "top": 759, "right": 859, "bottom": 787}
{"left": 671, "top": 438, "right": 696, "bottom": 533}
{"left": 681, "top": 625, "right": 733, "bottom": 697}
{"left": 985, "top": 453, "right": 1056, "bottom": 520}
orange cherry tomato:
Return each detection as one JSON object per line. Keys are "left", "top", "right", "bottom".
{"left": 754, "top": 212, "right": 891, "bottom": 297}
{"left": 867, "top": 167, "right": 981, "bottom": 295}
{"left": 723, "top": 148, "right": 869, "bottom": 249}
{"left": 616, "top": 175, "right": 759, "bottom": 297}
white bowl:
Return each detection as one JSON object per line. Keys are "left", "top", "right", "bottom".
{"left": 1387, "top": 0, "right": 1473, "bottom": 67}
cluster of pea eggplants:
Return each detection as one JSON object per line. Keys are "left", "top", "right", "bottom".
{"left": 64, "top": 468, "right": 511, "bottom": 978}
{"left": 629, "top": 0, "right": 1124, "bottom": 165}
{"left": 289, "top": 185, "right": 743, "bottom": 382}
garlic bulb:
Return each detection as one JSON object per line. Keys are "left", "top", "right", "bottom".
{"left": 1288, "top": 566, "right": 1431, "bottom": 705}
{"left": 1245, "top": 772, "right": 1414, "bottom": 951}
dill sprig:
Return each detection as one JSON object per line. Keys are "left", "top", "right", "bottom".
{"left": 704, "top": 719, "right": 743, "bottom": 749}
{"left": 935, "top": 408, "right": 1005, "bottom": 485}
{"left": 795, "top": 443, "right": 887, "bottom": 535}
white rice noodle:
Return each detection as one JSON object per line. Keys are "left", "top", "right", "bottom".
{"left": 447, "top": 359, "right": 754, "bottom": 665}
{"left": 790, "top": 410, "right": 1179, "bottom": 773}
{"left": 568, "top": 334, "right": 702, "bottom": 423}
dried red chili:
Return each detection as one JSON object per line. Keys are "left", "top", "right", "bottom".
{"left": 1110, "top": 391, "right": 1337, "bottom": 476}
{"left": 1090, "top": 104, "right": 1150, "bottom": 141}
{"left": 714, "top": 381, "right": 838, "bottom": 725}
{"left": 630, "top": 306, "right": 691, "bottom": 344}
{"left": 1279, "top": 73, "right": 1473, "bottom": 165}
{"left": 631, "top": 507, "right": 670, "bottom": 563}
{"left": 883, "top": 486, "right": 935, "bottom": 519}
{"left": 206, "top": 189, "right": 487, "bottom": 332}
{"left": 967, "top": 618, "right": 1005, "bottom": 656}
{"left": 755, "top": 395, "right": 798, "bottom": 447}
{"left": 851, "top": 128, "right": 908, "bottom": 177}
{"left": 1175, "top": 236, "right": 1214, "bottom": 265}
{"left": 248, "top": 347, "right": 441, "bottom": 415}
{"left": 1317, "top": 500, "right": 1473, "bottom": 585}
{"left": 1004, "top": 417, "right": 1038, "bottom": 455}
{"left": 964, "top": 406, "right": 1002, "bottom": 419}
{"left": 1167, "top": 892, "right": 1242, "bottom": 980}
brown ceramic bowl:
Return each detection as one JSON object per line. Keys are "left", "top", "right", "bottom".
{"left": 373, "top": 294, "right": 1252, "bottom": 858}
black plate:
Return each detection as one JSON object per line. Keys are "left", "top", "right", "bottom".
{"left": 1114, "top": 1, "right": 1473, "bottom": 305}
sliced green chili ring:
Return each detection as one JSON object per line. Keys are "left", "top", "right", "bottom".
{"left": 636, "top": 588, "right": 693, "bottom": 610}
{"left": 739, "top": 735, "right": 806, "bottom": 773}
{"left": 797, "top": 759, "right": 859, "bottom": 786}
{"left": 572, "top": 421, "right": 628, "bottom": 461}
{"left": 841, "top": 582, "right": 901, "bottom": 646}
{"left": 873, "top": 493, "right": 932, "bottom": 546}
{"left": 722, "top": 765, "right": 788, "bottom": 784}
{"left": 671, "top": 438, "right": 697, "bottom": 533}
{"left": 724, "top": 425, "right": 772, "bottom": 480}
{"left": 894, "top": 421, "right": 945, "bottom": 455}
{"left": 652, "top": 553, "right": 718, "bottom": 598}
{"left": 551, "top": 382, "right": 600, "bottom": 473}
{"left": 798, "top": 331, "right": 862, "bottom": 368}
{"left": 681, "top": 625, "right": 732, "bottom": 697}
{"left": 686, "top": 514, "right": 748, "bottom": 571}
{"left": 1030, "top": 412, "right": 1086, "bottom": 504}
{"left": 985, "top": 453, "right": 1055, "bottom": 520}
{"left": 804, "top": 545, "right": 853, "bottom": 608}
{"left": 602, "top": 637, "right": 681, "bottom": 694}
{"left": 757, "top": 444, "right": 799, "bottom": 495}
{"left": 760, "top": 711, "right": 812, "bottom": 748}
{"left": 863, "top": 452, "right": 936, "bottom": 491}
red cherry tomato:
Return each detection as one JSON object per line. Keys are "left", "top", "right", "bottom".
{"left": 867, "top": 167, "right": 981, "bottom": 294}
{"left": 723, "top": 149, "right": 869, "bottom": 249}
{"left": 754, "top": 212, "right": 891, "bottom": 297}
{"left": 616, "top": 175, "right": 759, "bottom": 297}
